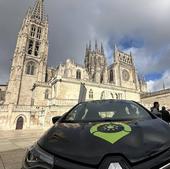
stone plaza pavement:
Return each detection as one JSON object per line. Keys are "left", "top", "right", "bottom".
{"left": 0, "top": 129, "right": 45, "bottom": 169}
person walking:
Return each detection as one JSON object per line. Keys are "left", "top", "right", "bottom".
{"left": 151, "top": 102, "right": 161, "bottom": 118}
{"left": 160, "top": 106, "right": 170, "bottom": 123}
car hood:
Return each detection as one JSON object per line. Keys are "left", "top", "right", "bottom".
{"left": 38, "top": 119, "right": 170, "bottom": 165}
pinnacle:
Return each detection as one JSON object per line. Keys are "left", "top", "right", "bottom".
{"left": 31, "top": 0, "right": 45, "bottom": 21}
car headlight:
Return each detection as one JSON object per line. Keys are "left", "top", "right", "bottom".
{"left": 23, "top": 143, "right": 54, "bottom": 169}
{"left": 108, "top": 163, "right": 123, "bottom": 169}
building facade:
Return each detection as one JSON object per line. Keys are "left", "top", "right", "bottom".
{"left": 0, "top": 0, "right": 147, "bottom": 130}
{"left": 141, "top": 89, "right": 170, "bottom": 111}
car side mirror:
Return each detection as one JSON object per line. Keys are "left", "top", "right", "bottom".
{"left": 52, "top": 116, "right": 61, "bottom": 124}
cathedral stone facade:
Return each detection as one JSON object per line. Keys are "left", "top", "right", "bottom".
{"left": 0, "top": 0, "right": 147, "bottom": 130}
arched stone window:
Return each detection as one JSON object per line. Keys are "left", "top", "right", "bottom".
{"left": 30, "top": 24, "right": 36, "bottom": 37}
{"left": 37, "top": 27, "right": 42, "bottom": 39}
{"left": 34, "top": 41, "right": 40, "bottom": 56}
{"left": 27, "top": 39, "right": 33, "bottom": 55}
{"left": 98, "top": 57, "right": 101, "bottom": 65}
{"left": 100, "top": 74, "right": 103, "bottom": 83}
{"left": 115, "top": 93, "right": 119, "bottom": 99}
{"left": 76, "top": 69, "right": 81, "bottom": 80}
{"left": 100, "top": 91, "right": 105, "bottom": 100}
{"left": 0, "top": 91, "right": 5, "bottom": 101}
{"left": 26, "top": 61, "right": 35, "bottom": 75}
{"left": 45, "top": 72, "right": 48, "bottom": 82}
{"left": 16, "top": 116, "right": 24, "bottom": 130}
{"left": 89, "top": 89, "right": 93, "bottom": 99}
{"left": 111, "top": 93, "right": 114, "bottom": 99}
{"left": 45, "top": 89, "right": 49, "bottom": 99}
{"left": 110, "top": 69, "right": 113, "bottom": 82}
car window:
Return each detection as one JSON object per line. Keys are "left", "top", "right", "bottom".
{"left": 62, "top": 100, "right": 152, "bottom": 122}
{"left": 65, "top": 103, "right": 85, "bottom": 121}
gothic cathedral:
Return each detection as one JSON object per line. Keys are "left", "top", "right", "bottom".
{"left": 0, "top": 0, "right": 147, "bottom": 130}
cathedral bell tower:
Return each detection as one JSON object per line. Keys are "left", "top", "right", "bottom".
{"left": 113, "top": 44, "right": 140, "bottom": 90}
{"left": 5, "top": 0, "right": 48, "bottom": 105}
{"left": 85, "top": 41, "right": 108, "bottom": 83}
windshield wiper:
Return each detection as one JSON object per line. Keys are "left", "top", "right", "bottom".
{"left": 95, "top": 118, "right": 132, "bottom": 122}
{"left": 89, "top": 118, "right": 119, "bottom": 122}
{"left": 101, "top": 118, "right": 116, "bottom": 122}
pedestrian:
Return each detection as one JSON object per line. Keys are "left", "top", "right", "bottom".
{"left": 160, "top": 106, "right": 170, "bottom": 123}
{"left": 151, "top": 102, "right": 161, "bottom": 118}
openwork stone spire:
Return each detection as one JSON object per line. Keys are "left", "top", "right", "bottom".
{"left": 95, "top": 40, "right": 98, "bottom": 51}
{"left": 101, "top": 42, "right": 104, "bottom": 55}
{"left": 31, "top": 0, "right": 44, "bottom": 21}
{"left": 89, "top": 40, "right": 91, "bottom": 51}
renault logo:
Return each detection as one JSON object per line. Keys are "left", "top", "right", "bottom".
{"left": 108, "top": 163, "right": 123, "bottom": 169}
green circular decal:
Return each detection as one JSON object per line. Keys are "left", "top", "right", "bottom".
{"left": 90, "top": 122, "right": 132, "bottom": 144}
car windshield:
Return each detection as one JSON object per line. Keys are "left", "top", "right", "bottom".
{"left": 62, "top": 100, "right": 152, "bottom": 122}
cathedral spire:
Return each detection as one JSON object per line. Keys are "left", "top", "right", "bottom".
{"left": 85, "top": 43, "right": 88, "bottom": 55}
{"left": 31, "top": 0, "right": 44, "bottom": 21}
{"left": 89, "top": 40, "right": 91, "bottom": 51}
{"left": 113, "top": 44, "right": 118, "bottom": 62}
{"left": 114, "top": 44, "right": 118, "bottom": 52}
{"left": 25, "top": 7, "right": 31, "bottom": 18}
{"left": 95, "top": 40, "right": 98, "bottom": 51}
{"left": 101, "top": 42, "right": 104, "bottom": 55}
{"left": 163, "top": 81, "right": 165, "bottom": 90}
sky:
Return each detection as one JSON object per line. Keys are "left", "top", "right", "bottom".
{"left": 0, "top": 0, "right": 170, "bottom": 92}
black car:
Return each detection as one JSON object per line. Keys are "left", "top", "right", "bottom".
{"left": 22, "top": 100, "right": 170, "bottom": 169}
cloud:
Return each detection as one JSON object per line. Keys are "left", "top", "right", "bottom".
{"left": 147, "top": 70, "right": 170, "bottom": 92}
{"left": 0, "top": 0, "right": 170, "bottom": 90}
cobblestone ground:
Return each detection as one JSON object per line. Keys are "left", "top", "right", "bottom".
{"left": 0, "top": 129, "right": 45, "bottom": 169}
{"left": 0, "top": 149, "right": 25, "bottom": 169}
